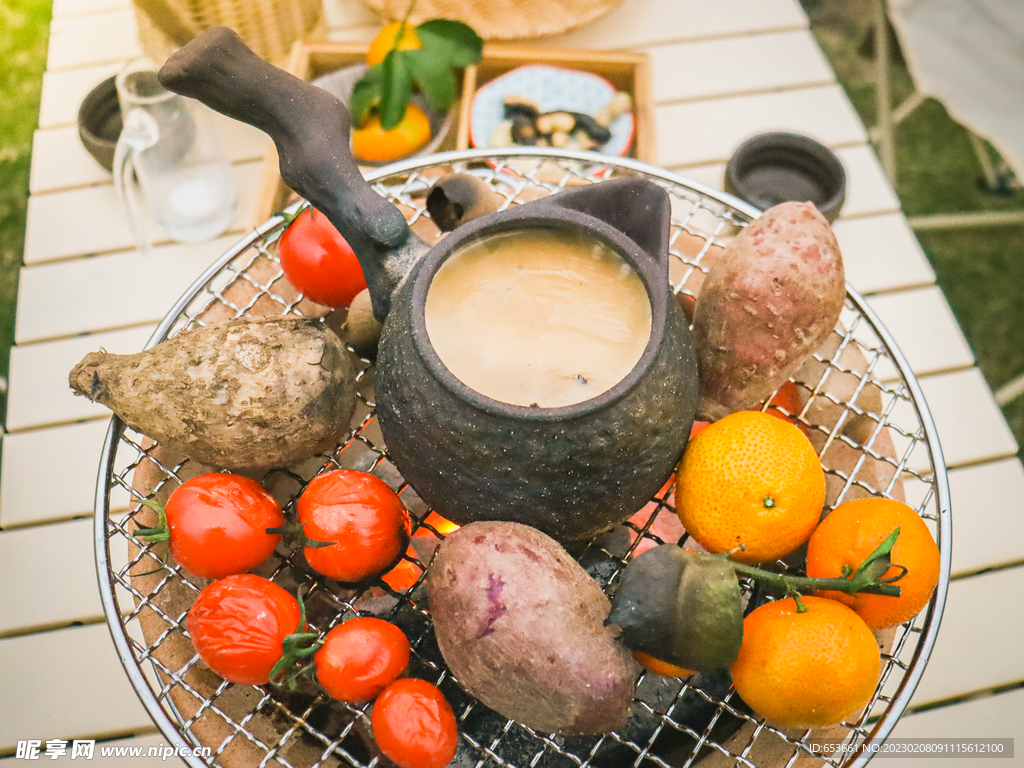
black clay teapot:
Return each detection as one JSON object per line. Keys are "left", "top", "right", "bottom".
{"left": 159, "top": 27, "right": 699, "bottom": 540}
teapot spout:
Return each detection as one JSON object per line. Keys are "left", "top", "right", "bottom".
{"left": 158, "top": 25, "right": 425, "bottom": 321}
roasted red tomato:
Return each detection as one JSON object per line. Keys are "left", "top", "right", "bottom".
{"left": 278, "top": 207, "right": 367, "bottom": 308}
{"left": 297, "top": 469, "right": 411, "bottom": 582}
{"left": 371, "top": 678, "right": 459, "bottom": 768}
{"left": 187, "top": 574, "right": 301, "bottom": 685}
{"left": 148, "top": 473, "right": 284, "bottom": 579}
{"left": 315, "top": 617, "right": 410, "bottom": 703}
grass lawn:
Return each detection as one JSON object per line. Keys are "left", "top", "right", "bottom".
{"left": 0, "top": 0, "right": 51, "bottom": 420}
{"left": 805, "top": 0, "right": 1024, "bottom": 453}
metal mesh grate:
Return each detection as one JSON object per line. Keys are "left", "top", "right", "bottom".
{"left": 95, "top": 149, "right": 951, "bottom": 768}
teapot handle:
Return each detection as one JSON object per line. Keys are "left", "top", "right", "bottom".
{"left": 158, "top": 26, "right": 425, "bottom": 321}
{"left": 113, "top": 108, "right": 161, "bottom": 256}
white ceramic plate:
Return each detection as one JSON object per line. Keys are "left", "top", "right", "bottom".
{"left": 470, "top": 64, "right": 634, "bottom": 156}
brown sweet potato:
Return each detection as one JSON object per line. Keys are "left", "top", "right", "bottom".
{"left": 69, "top": 315, "right": 356, "bottom": 469}
{"left": 426, "top": 521, "right": 640, "bottom": 735}
{"left": 691, "top": 201, "right": 845, "bottom": 421}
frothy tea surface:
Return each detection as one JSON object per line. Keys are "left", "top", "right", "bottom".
{"left": 424, "top": 227, "right": 652, "bottom": 407}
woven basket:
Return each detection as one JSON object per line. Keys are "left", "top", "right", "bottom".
{"left": 132, "top": 0, "right": 325, "bottom": 65}
{"left": 359, "top": 0, "right": 626, "bottom": 40}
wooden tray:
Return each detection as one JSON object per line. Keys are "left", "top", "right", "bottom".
{"left": 254, "top": 41, "right": 653, "bottom": 223}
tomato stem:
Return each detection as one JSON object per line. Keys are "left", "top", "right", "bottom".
{"left": 723, "top": 526, "right": 905, "bottom": 598}
{"left": 270, "top": 591, "right": 324, "bottom": 691}
{"left": 265, "top": 520, "right": 333, "bottom": 549}
{"left": 133, "top": 499, "right": 170, "bottom": 543}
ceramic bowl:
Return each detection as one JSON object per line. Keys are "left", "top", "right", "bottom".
{"left": 724, "top": 132, "right": 847, "bottom": 222}
{"left": 77, "top": 76, "right": 123, "bottom": 172}
{"left": 470, "top": 64, "right": 634, "bottom": 156}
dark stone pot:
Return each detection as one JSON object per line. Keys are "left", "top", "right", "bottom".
{"left": 376, "top": 192, "right": 698, "bottom": 540}
{"left": 158, "top": 27, "right": 700, "bottom": 540}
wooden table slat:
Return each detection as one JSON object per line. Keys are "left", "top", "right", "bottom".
{"left": 647, "top": 29, "right": 834, "bottom": 104}
{"left": 0, "top": 519, "right": 104, "bottom": 636}
{"left": 535, "top": 0, "right": 808, "bottom": 51}
{"left": 23, "top": 160, "right": 264, "bottom": 265}
{"left": 866, "top": 285, "right": 975, "bottom": 377}
{"left": 30, "top": 117, "right": 267, "bottom": 196}
{"left": 46, "top": 9, "right": 141, "bottom": 72}
{"left": 0, "top": 623, "right": 152, "bottom": 752}
{"left": 909, "top": 565, "right": 1024, "bottom": 706}
{"left": 654, "top": 84, "right": 867, "bottom": 169}
{"left": 15, "top": 234, "right": 244, "bottom": 345}
{"left": 5, "top": 325, "right": 156, "bottom": 433}
{"left": 0, "top": 421, "right": 112, "bottom": 528}
{"left": 832, "top": 212, "right": 936, "bottom": 295}
{"left": 890, "top": 687, "right": 1024, "bottom": 767}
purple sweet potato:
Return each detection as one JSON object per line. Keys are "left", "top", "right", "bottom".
{"left": 426, "top": 521, "right": 639, "bottom": 735}
{"left": 691, "top": 201, "right": 845, "bottom": 421}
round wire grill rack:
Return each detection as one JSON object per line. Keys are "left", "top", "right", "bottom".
{"left": 95, "top": 149, "right": 952, "bottom": 768}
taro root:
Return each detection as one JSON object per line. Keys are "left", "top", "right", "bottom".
{"left": 608, "top": 546, "right": 743, "bottom": 672}
{"left": 691, "top": 201, "right": 845, "bottom": 421}
{"left": 69, "top": 315, "right": 356, "bottom": 470}
{"left": 341, "top": 288, "right": 383, "bottom": 358}
{"left": 426, "top": 521, "right": 640, "bottom": 735}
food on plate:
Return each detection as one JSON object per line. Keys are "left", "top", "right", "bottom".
{"left": 297, "top": 468, "right": 411, "bottom": 582}
{"left": 135, "top": 472, "right": 283, "bottom": 579}
{"left": 425, "top": 172, "right": 503, "bottom": 231}
{"left": 676, "top": 410, "right": 825, "bottom": 563}
{"left": 278, "top": 206, "right": 367, "bottom": 308}
{"left": 352, "top": 104, "right": 433, "bottom": 163}
{"left": 807, "top": 497, "right": 940, "bottom": 629}
{"left": 426, "top": 521, "right": 640, "bottom": 735}
{"left": 371, "top": 678, "right": 458, "bottom": 768}
{"left": 490, "top": 91, "right": 630, "bottom": 151}
{"left": 607, "top": 546, "right": 743, "bottom": 672}
{"left": 341, "top": 288, "right": 384, "bottom": 358}
{"left": 691, "top": 201, "right": 845, "bottom": 422}
{"left": 68, "top": 315, "right": 357, "bottom": 470}
{"left": 187, "top": 574, "right": 315, "bottom": 686}
{"left": 315, "top": 617, "right": 410, "bottom": 703}
{"left": 731, "top": 596, "right": 881, "bottom": 728}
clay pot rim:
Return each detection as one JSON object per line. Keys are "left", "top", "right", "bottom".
{"left": 724, "top": 131, "right": 847, "bottom": 223}
{"left": 408, "top": 204, "right": 668, "bottom": 420}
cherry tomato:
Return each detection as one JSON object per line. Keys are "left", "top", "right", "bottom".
{"left": 298, "top": 469, "right": 411, "bottom": 582}
{"left": 279, "top": 207, "right": 367, "bottom": 308}
{"left": 371, "top": 678, "right": 458, "bottom": 768}
{"left": 161, "top": 473, "right": 283, "bottom": 579}
{"left": 187, "top": 574, "right": 300, "bottom": 685}
{"left": 315, "top": 617, "right": 410, "bottom": 703}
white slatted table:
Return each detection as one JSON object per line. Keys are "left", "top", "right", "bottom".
{"left": 2, "top": 0, "right": 1022, "bottom": 763}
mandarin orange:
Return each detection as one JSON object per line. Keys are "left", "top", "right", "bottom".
{"left": 352, "top": 104, "right": 432, "bottom": 163}
{"left": 675, "top": 410, "right": 824, "bottom": 563}
{"left": 806, "top": 497, "right": 940, "bottom": 630}
{"left": 632, "top": 651, "right": 695, "bottom": 678}
{"left": 366, "top": 22, "right": 421, "bottom": 66}
{"left": 731, "top": 596, "right": 881, "bottom": 728}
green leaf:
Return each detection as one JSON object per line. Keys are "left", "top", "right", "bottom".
{"left": 408, "top": 47, "right": 458, "bottom": 113}
{"left": 348, "top": 65, "right": 384, "bottom": 127}
{"left": 415, "top": 19, "right": 483, "bottom": 67}
{"left": 380, "top": 50, "right": 414, "bottom": 130}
